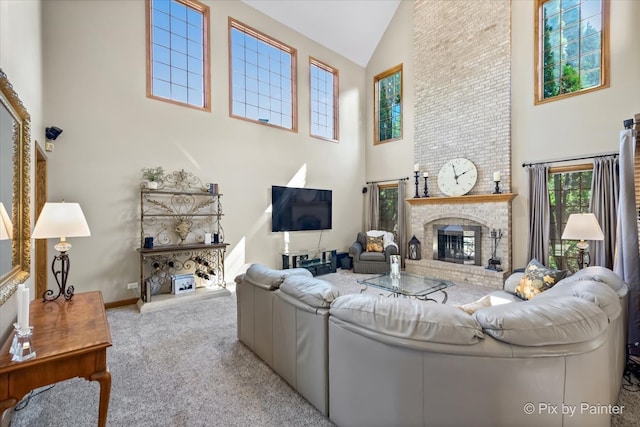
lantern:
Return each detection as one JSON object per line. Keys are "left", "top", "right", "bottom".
{"left": 408, "top": 235, "right": 421, "bottom": 260}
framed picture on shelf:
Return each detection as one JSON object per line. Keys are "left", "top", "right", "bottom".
{"left": 171, "top": 274, "right": 195, "bottom": 295}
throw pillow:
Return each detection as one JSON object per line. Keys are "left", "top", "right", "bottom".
{"left": 365, "top": 235, "right": 384, "bottom": 252}
{"left": 514, "top": 259, "right": 567, "bottom": 300}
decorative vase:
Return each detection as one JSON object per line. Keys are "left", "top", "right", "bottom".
{"left": 390, "top": 255, "right": 401, "bottom": 278}
{"left": 147, "top": 181, "right": 158, "bottom": 190}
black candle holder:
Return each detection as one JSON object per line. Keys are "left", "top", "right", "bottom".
{"left": 493, "top": 180, "right": 502, "bottom": 194}
{"left": 423, "top": 176, "right": 430, "bottom": 197}
{"left": 414, "top": 171, "right": 421, "bottom": 198}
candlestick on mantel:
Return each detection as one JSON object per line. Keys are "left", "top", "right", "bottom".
{"left": 414, "top": 163, "right": 420, "bottom": 172}
{"left": 493, "top": 171, "right": 501, "bottom": 182}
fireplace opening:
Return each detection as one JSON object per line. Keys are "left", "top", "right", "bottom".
{"left": 433, "top": 225, "right": 481, "bottom": 265}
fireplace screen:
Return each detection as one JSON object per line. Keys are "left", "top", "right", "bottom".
{"left": 434, "top": 225, "right": 481, "bottom": 265}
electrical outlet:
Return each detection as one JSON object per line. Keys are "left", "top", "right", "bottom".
{"left": 127, "top": 282, "right": 138, "bottom": 290}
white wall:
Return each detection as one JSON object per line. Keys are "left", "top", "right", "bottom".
{"left": 41, "top": 0, "right": 366, "bottom": 304}
{"left": 366, "top": 0, "right": 415, "bottom": 201}
{"left": 0, "top": 0, "right": 43, "bottom": 339}
{"left": 511, "top": 0, "right": 640, "bottom": 268}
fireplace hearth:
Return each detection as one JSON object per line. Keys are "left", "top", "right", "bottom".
{"left": 434, "top": 225, "right": 481, "bottom": 265}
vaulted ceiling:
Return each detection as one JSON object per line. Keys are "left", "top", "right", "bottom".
{"left": 241, "top": 0, "right": 402, "bottom": 67}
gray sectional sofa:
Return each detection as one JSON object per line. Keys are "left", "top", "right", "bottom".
{"left": 235, "top": 264, "right": 628, "bottom": 427}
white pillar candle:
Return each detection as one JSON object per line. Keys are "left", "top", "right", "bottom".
{"left": 16, "top": 283, "right": 24, "bottom": 330}
{"left": 414, "top": 163, "right": 420, "bottom": 172}
{"left": 204, "top": 232, "right": 212, "bottom": 245}
{"left": 423, "top": 172, "right": 429, "bottom": 178}
{"left": 493, "top": 171, "right": 501, "bottom": 182}
{"left": 17, "top": 285, "right": 29, "bottom": 331}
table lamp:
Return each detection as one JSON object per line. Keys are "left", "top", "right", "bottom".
{"left": 31, "top": 202, "right": 91, "bottom": 301}
{"left": 0, "top": 202, "right": 12, "bottom": 240}
{"left": 561, "top": 213, "right": 604, "bottom": 269}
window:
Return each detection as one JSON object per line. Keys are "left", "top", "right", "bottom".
{"left": 146, "top": 0, "right": 210, "bottom": 111}
{"left": 534, "top": 0, "right": 609, "bottom": 104}
{"left": 374, "top": 64, "right": 402, "bottom": 144}
{"left": 378, "top": 185, "right": 399, "bottom": 239}
{"left": 229, "top": 18, "right": 297, "bottom": 131}
{"left": 310, "top": 58, "right": 339, "bottom": 141}
{"left": 548, "top": 166, "right": 593, "bottom": 271}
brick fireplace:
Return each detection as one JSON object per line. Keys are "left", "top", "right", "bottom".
{"left": 405, "top": 195, "right": 515, "bottom": 290}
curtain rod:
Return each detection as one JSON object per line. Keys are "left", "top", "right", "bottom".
{"left": 521, "top": 152, "right": 618, "bottom": 168}
{"left": 366, "top": 177, "right": 410, "bottom": 184}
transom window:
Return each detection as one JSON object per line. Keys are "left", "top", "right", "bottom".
{"left": 534, "top": 0, "right": 609, "bottom": 104}
{"left": 374, "top": 64, "right": 402, "bottom": 144}
{"left": 146, "top": 0, "right": 210, "bottom": 111}
{"left": 310, "top": 58, "right": 339, "bottom": 141}
{"left": 229, "top": 18, "right": 297, "bottom": 131}
{"left": 548, "top": 166, "right": 593, "bottom": 271}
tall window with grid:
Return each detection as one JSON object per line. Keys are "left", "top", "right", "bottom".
{"left": 534, "top": 0, "right": 609, "bottom": 104}
{"left": 146, "top": 0, "right": 210, "bottom": 111}
{"left": 374, "top": 64, "right": 402, "bottom": 144}
{"left": 548, "top": 167, "right": 593, "bottom": 271}
{"left": 229, "top": 18, "right": 297, "bottom": 131}
{"left": 309, "top": 58, "right": 338, "bottom": 141}
{"left": 378, "top": 185, "right": 399, "bottom": 239}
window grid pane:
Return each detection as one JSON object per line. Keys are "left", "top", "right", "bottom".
{"left": 229, "top": 19, "right": 296, "bottom": 131}
{"left": 149, "top": 0, "right": 208, "bottom": 109}
{"left": 547, "top": 170, "right": 593, "bottom": 272}
{"left": 310, "top": 59, "right": 338, "bottom": 141}
{"left": 374, "top": 65, "right": 402, "bottom": 144}
{"left": 538, "top": 0, "right": 606, "bottom": 102}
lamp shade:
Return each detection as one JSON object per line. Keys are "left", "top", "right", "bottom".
{"left": 561, "top": 213, "right": 604, "bottom": 241}
{"left": 0, "top": 202, "right": 12, "bottom": 240}
{"left": 32, "top": 202, "right": 91, "bottom": 239}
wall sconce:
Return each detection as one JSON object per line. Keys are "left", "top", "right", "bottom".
{"left": 31, "top": 201, "right": 91, "bottom": 301}
{"left": 561, "top": 213, "right": 604, "bottom": 269}
{"left": 0, "top": 202, "right": 12, "bottom": 240}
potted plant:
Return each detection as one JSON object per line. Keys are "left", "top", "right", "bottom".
{"left": 141, "top": 166, "right": 164, "bottom": 189}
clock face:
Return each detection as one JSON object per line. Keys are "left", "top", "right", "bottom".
{"left": 437, "top": 158, "right": 478, "bottom": 196}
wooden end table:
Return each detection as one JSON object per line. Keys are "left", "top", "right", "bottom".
{"left": 0, "top": 291, "right": 113, "bottom": 426}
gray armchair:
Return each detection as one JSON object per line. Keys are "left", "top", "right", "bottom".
{"left": 349, "top": 231, "right": 399, "bottom": 274}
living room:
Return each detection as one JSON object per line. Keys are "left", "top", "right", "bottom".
{"left": 0, "top": 0, "right": 639, "bottom": 424}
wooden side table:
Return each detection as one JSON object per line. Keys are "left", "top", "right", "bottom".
{"left": 0, "top": 291, "right": 113, "bottom": 426}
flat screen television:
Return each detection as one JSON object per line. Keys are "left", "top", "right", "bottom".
{"left": 271, "top": 186, "right": 332, "bottom": 232}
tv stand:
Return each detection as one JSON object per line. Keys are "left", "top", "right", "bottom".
{"left": 282, "top": 248, "right": 337, "bottom": 276}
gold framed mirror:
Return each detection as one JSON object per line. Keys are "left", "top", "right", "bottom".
{"left": 0, "top": 69, "right": 31, "bottom": 306}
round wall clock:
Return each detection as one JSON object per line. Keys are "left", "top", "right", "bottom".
{"left": 437, "top": 158, "right": 478, "bottom": 196}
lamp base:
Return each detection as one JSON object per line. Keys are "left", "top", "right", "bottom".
{"left": 42, "top": 251, "right": 74, "bottom": 302}
{"left": 10, "top": 325, "right": 36, "bottom": 362}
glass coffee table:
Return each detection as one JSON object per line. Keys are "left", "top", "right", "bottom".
{"left": 357, "top": 273, "right": 455, "bottom": 303}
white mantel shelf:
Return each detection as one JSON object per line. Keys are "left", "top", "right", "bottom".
{"left": 406, "top": 193, "right": 517, "bottom": 205}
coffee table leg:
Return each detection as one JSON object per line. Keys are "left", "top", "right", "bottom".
{"left": 416, "top": 290, "right": 448, "bottom": 304}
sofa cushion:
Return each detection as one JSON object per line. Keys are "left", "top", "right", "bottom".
{"left": 330, "top": 293, "right": 484, "bottom": 344}
{"left": 562, "top": 266, "right": 627, "bottom": 296}
{"left": 504, "top": 272, "right": 524, "bottom": 295}
{"left": 244, "top": 264, "right": 312, "bottom": 290}
{"left": 473, "top": 296, "right": 608, "bottom": 346}
{"left": 514, "top": 259, "right": 567, "bottom": 300}
{"left": 365, "top": 235, "right": 384, "bottom": 252}
{"left": 537, "top": 279, "right": 622, "bottom": 320}
{"left": 280, "top": 275, "right": 342, "bottom": 308}
{"left": 359, "top": 251, "right": 386, "bottom": 262}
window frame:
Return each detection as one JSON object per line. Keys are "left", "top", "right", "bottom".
{"left": 378, "top": 183, "right": 399, "bottom": 240}
{"left": 534, "top": 0, "right": 610, "bottom": 105}
{"left": 228, "top": 17, "right": 298, "bottom": 132}
{"left": 547, "top": 163, "right": 594, "bottom": 272}
{"left": 309, "top": 57, "right": 339, "bottom": 142}
{"left": 145, "top": 0, "right": 211, "bottom": 111}
{"left": 374, "top": 64, "right": 403, "bottom": 145}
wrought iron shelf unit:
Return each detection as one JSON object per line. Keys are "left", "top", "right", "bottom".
{"left": 137, "top": 170, "right": 227, "bottom": 307}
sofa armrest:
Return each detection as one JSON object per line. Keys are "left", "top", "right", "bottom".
{"left": 383, "top": 244, "right": 399, "bottom": 259}
{"left": 349, "top": 242, "right": 363, "bottom": 258}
